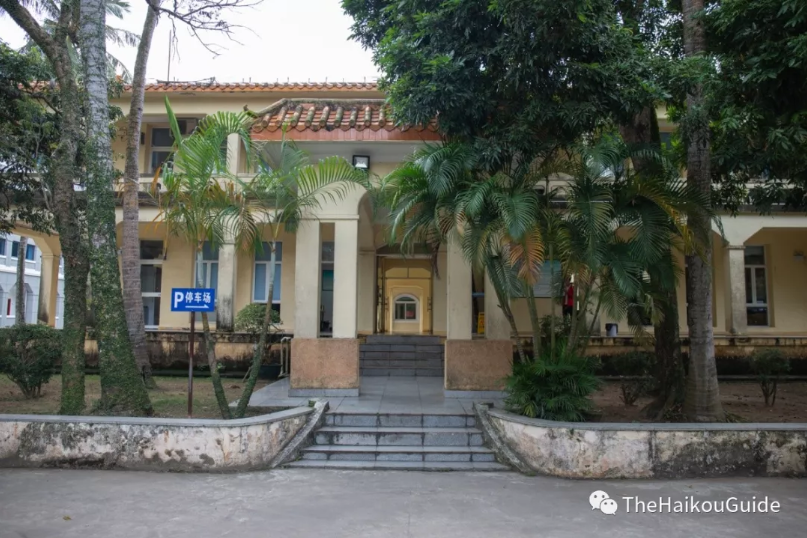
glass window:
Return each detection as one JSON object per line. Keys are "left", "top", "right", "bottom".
{"left": 140, "top": 265, "right": 162, "bottom": 293}
{"left": 151, "top": 128, "right": 174, "bottom": 147}
{"left": 140, "top": 241, "right": 163, "bottom": 329}
{"left": 744, "top": 246, "right": 765, "bottom": 266}
{"left": 150, "top": 127, "right": 174, "bottom": 173}
{"left": 321, "top": 241, "right": 335, "bottom": 263}
{"left": 744, "top": 246, "right": 768, "bottom": 326}
{"left": 394, "top": 295, "right": 418, "bottom": 321}
{"left": 253, "top": 242, "right": 282, "bottom": 305}
{"left": 254, "top": 242, "right": 283, "bottom": 262}
{"left": 202, "top": 241, "right": 219, "bottom": 261}
{"left": 0, "top": 238, "right": 5, "bottom": 256}
{"left": 139, "top": 240, "right": 164, "bottom": 260}
{"left": 25, "top": 244, "right": 35, "bottom": 261}
{"left": 531, "top": 261, "right": 561, "bottom": 298}
{"left": 11, "top": 241, "right": 18, "bottom": 258}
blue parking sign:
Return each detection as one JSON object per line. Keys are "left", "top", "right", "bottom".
{"left": 171, "top": 288, "right": 216, "bottom": 312}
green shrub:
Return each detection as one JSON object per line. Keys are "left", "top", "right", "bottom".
{"left": 504, "top": 344, "right": 600, "bottom": 421}
{"left": 234, "top": 303, "right": 281, "bottom": 335}
{"left": 0, "top": 325, "right": 61, "bottom": 398}
{"left": 539, "top": 314, "right": 573, "bottom": 342}
{"left": 748, "top": 349, "right": 790, "bottom": 406}
{"left": 611, "top": 351, "right": 656, "bottom": 406}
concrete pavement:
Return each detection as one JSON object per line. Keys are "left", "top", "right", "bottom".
{"left": 0, "top": 469, "right": 805, "bottom": 537}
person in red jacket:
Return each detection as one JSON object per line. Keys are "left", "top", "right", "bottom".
{"left": 563, "top": 281, "right": 574, "bottom": 318}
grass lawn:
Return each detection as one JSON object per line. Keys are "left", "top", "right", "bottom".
{"left": 0, "top": 375, "right": 269, "bottom": 418}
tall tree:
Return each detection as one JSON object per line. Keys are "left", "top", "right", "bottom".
{"left": 15, "top": 236, "right": 27, "bottom": 325}
{"left": 681, "top": 0, "right": 724, "bottom": 422}
{"left": 613, "top": 0, "right": 687, "bottom": 418}
{"left": 122, "top": 0, "right": 161, "bottom": 389}
{"left": 0, "top": 42, "right": 57, "bottom": 235}
{"left": 119, "top": 0, "right": 260, "bottom": 389}
{"left": 343, "top": 0, "right": 650, "bottom": 169}
{"left": 0, "top": 0, "right": 91, "bottom": 415}
{"left": 80, "top": 0, "right": 153, "bottom": 415}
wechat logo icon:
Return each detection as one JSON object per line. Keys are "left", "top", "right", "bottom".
{"left": 589, "top": 490, "right": 618, "bottom": 515}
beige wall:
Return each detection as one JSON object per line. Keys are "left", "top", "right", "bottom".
{"left": 740, "top": 228, "right": 807, "bottom": 334}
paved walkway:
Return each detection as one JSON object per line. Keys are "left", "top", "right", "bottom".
{"left": 249, "top": 377, "right": 501, "bottom": 414}
{"left": 0, "top": 469, "right": 804, "bottom": 537}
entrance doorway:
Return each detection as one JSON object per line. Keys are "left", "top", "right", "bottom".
{"left": 376, "top": 256, "right": 433, "bottom": 334}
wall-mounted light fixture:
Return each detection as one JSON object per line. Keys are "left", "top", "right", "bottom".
{"left": 352, "top": 155, "right": 370, "bottom": 170}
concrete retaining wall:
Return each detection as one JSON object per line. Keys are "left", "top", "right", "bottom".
{"left": 0, "top": 407, "right": 312, "bottom": 471}
{"left": 487, "top": 408, "right": 807, "bottom": 479}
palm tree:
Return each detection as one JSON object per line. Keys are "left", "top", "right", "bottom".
{"left": 161, "top": 100, "right": 369, "bottom": 418}
{"left": 80, "top": 0, "right": 154, "bottom": 416}
{"left": 226, "top": 136, "right": 370, "bottom": 419}
{"left": 159, "top": 99, "right": 244, "bottom": 418}
{"left": 121, "top": 0, "right": 161, "bottom": 389}
{"left": 558, "top": 138, "right": 710, "bottom": 357}
{"left": 681, "top": 0, "right": 725, "bottom": 422}
{"left": 379, "top": 144, "right": 548, "bottom": 362}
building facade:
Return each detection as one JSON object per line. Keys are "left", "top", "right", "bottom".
{"left": 10, "top": 81, "right": 807, "bottom": 393}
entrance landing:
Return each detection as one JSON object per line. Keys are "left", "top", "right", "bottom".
{"left": 249, "top": 377, "right": 501, "bottom": 415}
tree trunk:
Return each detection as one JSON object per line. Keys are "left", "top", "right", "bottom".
{"left": 80, "top": 0, "right": 153, "bottom": 415}
{"left": 681, "top": 0, "right": 725, "bottom": 422}
{"left": 235, "top": 241, "right": 277, "bottom": 418}
{"left": 122, "top": 2, "right": 161, "bottom": 389}
{"left": 621, "top": 106, "right": 687, "bottom": 418}
{"left": 196, "top": 247, "right": 231, "bottom": 418}
{"left": 525, "top": 285, "right": 541, "bottom": 358}
{"left": 484, "top": 258, "right": 526, "bottom": 363}
{"left": 15, "top": 236, "right": 26, "bottom": 325}
{"left": 54, "top": 77, "right": 89, "bottom": 416}
{"left": 201, "top": 310, "right": 232, "bottom": 419}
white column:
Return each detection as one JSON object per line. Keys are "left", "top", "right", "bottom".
{"left": 226, "top": 133, "right": 240, "bottom": 175}
{"left": 294, "top": 220, "right": 321, "bottom": 338}
{"left": 446, "top": 241, "right": 472, "bottom": 340}
{"left": 727, "top": 245, "right": 748, "bottom": 335}
{"left": 485, "top": 273, "right": 511, "bottom": 339}
{"left": 216, "top": 242, "right": 237, "bottom": 331}
{"left": 37, "top": 253, "right": 60, "bottom": 327}
{"left": 333, "top": 219, "right": 359, "bottom": 338}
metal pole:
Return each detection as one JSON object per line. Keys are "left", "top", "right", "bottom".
{"left": 188, "top": 311, "right": 195, "bottom": 417}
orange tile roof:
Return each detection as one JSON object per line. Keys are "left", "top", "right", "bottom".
{"left": 249, "top": 99, "right": 441, "bottom": 142}
{"left": 138, "top": 81, "right": 381, "bottom": 93}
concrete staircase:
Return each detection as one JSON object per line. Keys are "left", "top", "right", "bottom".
{"left": 360, "top": 335, "right": 444, "bottom": 377}
{"left": 286, "top": 412, "right": 508, "bottom": 471}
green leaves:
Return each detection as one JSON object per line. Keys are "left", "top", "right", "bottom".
{"left": 343, "top": 0, "right": 652, "bottom": 168}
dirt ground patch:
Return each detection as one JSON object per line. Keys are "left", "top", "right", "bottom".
{"left": 0, "top": 375, "right": 269, "bottom": 418}
{"left": 593, "top": 380, "right": 807, "bottom": 423}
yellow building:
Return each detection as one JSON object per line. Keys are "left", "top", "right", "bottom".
{"left": 21, "top": 81, "right": 806, "bottom": 395}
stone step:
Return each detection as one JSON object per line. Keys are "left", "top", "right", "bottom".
{"left": 360, "top": 345, "right": 444, "bottom": 354}
{"left": 363, "top": 335, "right": 443, "bottom": 345}
{"left": 301, "top": 445, "right": 496, "bottom": 462}
{"left": 360, "top": 367, "right": 443, "bottom": 377}
{"left": 314, "top": 426, "right": 484, "bottom": 447}
{"left": 360, "top": 359, "right": 444, "bottom": 369}
{"left": 286, "top": 460, "right": 509, "bottom": 471}
{"left": 325, "top": 413, "right": 475, "bottom": 428}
